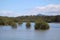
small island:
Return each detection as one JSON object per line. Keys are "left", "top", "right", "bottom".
{"left": 0, "top": 15, "right": 60, "bottom": 30}
{"left": 26, "top": 22, "right": 31, "bottom": 28}
{"left": 35, "top": 20, "right": 49, "bottom": 30}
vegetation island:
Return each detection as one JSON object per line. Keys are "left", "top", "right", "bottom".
{"left": 0, "top": 15, "right": 60, "bottom": 30}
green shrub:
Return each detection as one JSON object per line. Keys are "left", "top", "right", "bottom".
{"left": 18, "top": 22, "right": 22, "bottom": 25}
{"left": 0, "top": 19, "right": 5, "bottom": 25}
{"left": 10, "top": 22, "right": 17, "bottom": 29}
{"left": 8, "top": 22, "right": 16, "bottom": 27}
{"left": 26, "top": 22, "right": 30, "bottom": 27}
{"left": 35, "top": 21, "right": 49, "bottom": 30}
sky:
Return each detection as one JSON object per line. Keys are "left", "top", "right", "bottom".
{"left": 0, "top": 0, "right": 60, "bottom": 17}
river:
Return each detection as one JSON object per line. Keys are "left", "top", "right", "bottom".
{"left": 0, "top": 23, "right": 60, "bottom": 40}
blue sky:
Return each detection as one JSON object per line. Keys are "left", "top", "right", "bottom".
{"left": 0, "top": 0, "right": 60, "bottom": 17}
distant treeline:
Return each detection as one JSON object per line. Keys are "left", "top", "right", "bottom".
{"left": 0, "top": 15, "right": 60, "bottom": 23}
{"left": 16, "top": 15, "right": 60, "bottom": 22}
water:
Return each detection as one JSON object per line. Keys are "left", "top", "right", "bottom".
{"left": 0, "top": 23, "right": 60, "bottom": 40}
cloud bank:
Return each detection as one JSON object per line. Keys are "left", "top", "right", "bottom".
{"left": 25, "top": 4, "right": 60, "bottom": 16}
{"left": 0, "top": 4, "right": 60, "bottom": 17}
{"left": 0, "top": 10, "right": 21, "bottom": 17}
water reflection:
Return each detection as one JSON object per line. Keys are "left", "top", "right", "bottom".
{"left": 11, "top": 26, "right": 17, "bottom": 29}
{"left": 0, "top": 23, "right": 60, "bottom": 40}
{"left": 26, "top": 26, "right": 31, "bottom": 29}
{"left": 11, "top": 23, "right": 23, "bottom": 29}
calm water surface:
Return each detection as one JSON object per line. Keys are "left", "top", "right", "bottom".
{"left": 0, "top": 23, "right": 60, "bottom": 40}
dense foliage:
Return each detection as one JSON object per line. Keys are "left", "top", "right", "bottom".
{"left": 26, "top": 22, "right": 30, "bottom": 27}
{"left": 0, "top": 15, "right": 60, "bottom": 26}
{"left": 16, "top": 15, "right": 60, "bottom": 22}
{"left": 35, "top": 20, "right": 49, "bottom": 30}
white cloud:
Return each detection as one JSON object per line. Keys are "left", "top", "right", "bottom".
{"left": 0, "top": 10, "right": 22, "bottom": 17}
{"left": 25, "top": 4, "right": 60, "bottom": 16}
{"left": 0, "top": 4, "right": 60, "bottom": 17}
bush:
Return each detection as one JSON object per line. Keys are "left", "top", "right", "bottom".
{"left": 18, "top": 22, "right": 22, "bottom": 25}
{"left": 10, "top": 22, "right": 17, "bottom": 29}
{"left": 8, "top": 22, "right": 16, "bottom": 27}
{"left": 0, "top": 19, "right": 5, "bottom": 25}
{"left": 26, "top": 22, "right": 30, "bottom": 27}
{"left": 35, "top": 21, "right": 49, "bottom": 30}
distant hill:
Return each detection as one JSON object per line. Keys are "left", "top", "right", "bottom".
{"left": 36, "top": 13, "right": 60, "bottom": 16}
{"left": 36, "top": 14, "right": 47, "bottom": 16}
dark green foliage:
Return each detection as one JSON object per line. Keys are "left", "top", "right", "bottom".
{"left": 0, "top": 20, "right": 5, "bottom": 25}
{"left": 16, "top": 15, "right": 60, "bottom": 22}
{"left": 0, "top": 17, "right": 17, "bottom": 28}
{"left": 18, "top": 22, "right": 22, "bottom": 24}
{"left": 0, "top": 15, "right": 60, "bottom": 26}
{"left": 35, "top": 21, "right": 49, "bottom": 30}
{"left": 8, "top": 22, "right": 16, "bottom": 27}
{"left": 26, "top": 22, "right": 30, "bottom": 27}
